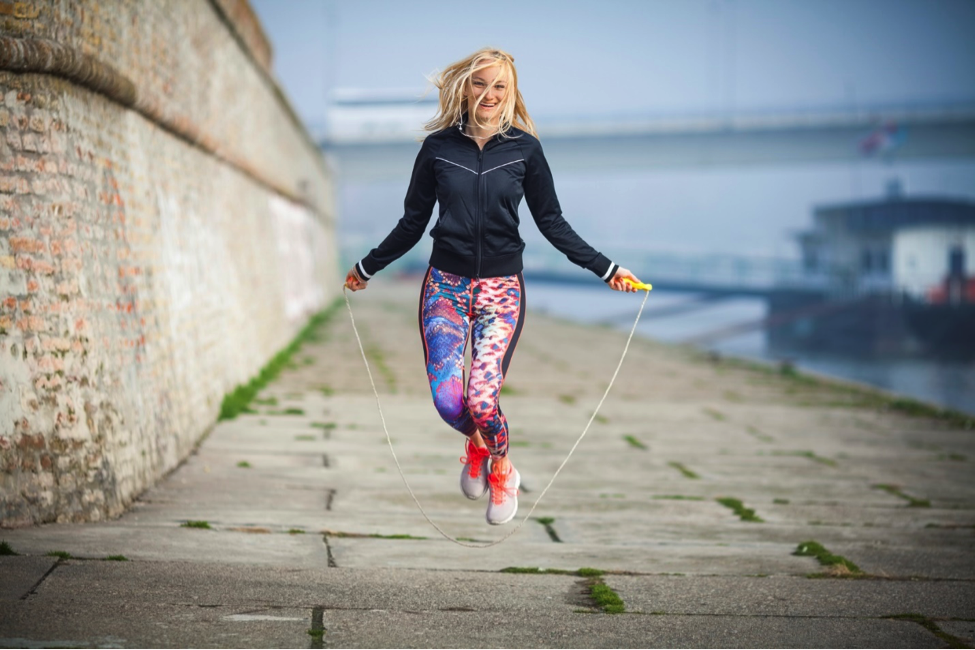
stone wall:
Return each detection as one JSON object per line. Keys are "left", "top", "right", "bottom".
{"left": 0, "top": 0, "right": 339, "bottom": 525}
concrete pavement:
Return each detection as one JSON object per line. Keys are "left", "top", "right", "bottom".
{"left": 2, "top": 278, "right": 974, "bottom": 648}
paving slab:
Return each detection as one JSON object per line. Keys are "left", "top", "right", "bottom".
{"left": 606, "top": 574, "right": 975, "bottom": 618}
{"left": 0, "top": 557, "right": 57, "bottom": 601}
{"left": 312, "top": 610, "right": 943, "bottom": 649}
{"left": 2, "top": 278, "right": 973, "bottom": 648}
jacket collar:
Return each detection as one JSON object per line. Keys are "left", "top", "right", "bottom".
{"left": 455, "top": 112, "right": 506, "bottom": 150}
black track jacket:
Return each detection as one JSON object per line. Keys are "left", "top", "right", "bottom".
{"left": 356, "top": 122, "right": 618, "bottom": 282}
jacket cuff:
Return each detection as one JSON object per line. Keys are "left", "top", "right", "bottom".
{"left": 357, "top": 259, "right": 376, "bottom": 280}
{"left": 599, "top": 259, "right": 619, "bottom": 283}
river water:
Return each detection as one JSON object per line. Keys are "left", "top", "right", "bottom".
{"left": 525, "top": 282, "right": 975, "bottom": 416}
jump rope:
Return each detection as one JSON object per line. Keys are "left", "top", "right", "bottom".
{"left": 342, "top": 277, "right": 652, "bottom": 548}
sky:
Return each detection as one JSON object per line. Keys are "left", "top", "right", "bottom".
{"left": 252, "top": 0, "right": 975, "bottom": 128}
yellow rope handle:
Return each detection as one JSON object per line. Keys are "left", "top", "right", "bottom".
{"left": 623, "top": 278, "right": 653, "bottom": 291}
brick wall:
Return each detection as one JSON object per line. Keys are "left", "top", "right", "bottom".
{"left": 0, "top": 0, "right": 339, "bottom": 525}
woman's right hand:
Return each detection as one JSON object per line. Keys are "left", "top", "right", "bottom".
{"left": 344, "top": 266, "right": 368, "bottom": 292}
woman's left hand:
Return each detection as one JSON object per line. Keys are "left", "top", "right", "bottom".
{"left": 609, "top": 267, "right": 644, "bottom": 293}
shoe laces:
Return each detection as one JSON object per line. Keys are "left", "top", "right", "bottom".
{"left": 489, "top": 468, "right": 518, "bottom": 505}
{"left": 460, "top": 442, "right": 490, "bottom": 479}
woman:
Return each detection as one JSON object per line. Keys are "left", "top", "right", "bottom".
{"left": 345, "top": 48, "right": 643, "bottom": 526}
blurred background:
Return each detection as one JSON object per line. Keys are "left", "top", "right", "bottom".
{"left": 251, "top": 0, "right": 975, "bottom": 414}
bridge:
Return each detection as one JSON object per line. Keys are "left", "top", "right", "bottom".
{"left": 321, "top": 100, "right": 975, "bottom": 180}
{"left": 325, "top": 98, "right": 975, "bottom": 298}
{"left": 520, "top": 246, "right": 801, "bottom": 297}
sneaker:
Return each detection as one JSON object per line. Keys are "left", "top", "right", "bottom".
{"left": 459, "top": 439, "right": 491, "bottom": 500}
{"left": 486, "top": 464, "right": 521, "bottom": 525}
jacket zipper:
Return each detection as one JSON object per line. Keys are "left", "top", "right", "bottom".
{"left": 475, "top": 148, "right": 484, "bottom": 278}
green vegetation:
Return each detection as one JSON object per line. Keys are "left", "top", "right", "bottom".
{"left": 558, "top": 394, "right": 577, "bottom": 404}
{"left": 311, "top": 422, "right": 337, "bottom": 430}
{"left": 746, "top": 426, "right": 774, "bottom": 442}
{"left": 703, "top": 407, "right": 726, "bottom": 421}
{"left": 773, "top": 450, "right": 837, "bottom": 467}
{"left": 181, "top": 520, "right": 212, "bottom": 530}
{"left": 46, "top": 551, "right": 71, "bottom": 559}
{"left": 318, "top": 385, "right": 334, "bottom": 396}
{"left": 668, "top": 461, "right": 700, "bottom": 479}
{"left": 873, "top": 484, "right": 931, "bottom": 508}
{"left": 499, "top": 567, "right": 607, "bottom": 578}
{"left": 253, "top": 396, "right": 278, "bottom": 406}
{"left": 534, "top": 517, "right": 562, "bottom": 543}
{"left": 653, "top": 495, "right": 705, "bottom": 501}
{"left": 266, "top": 407, "right": 305, "bottom": 416}
{"left": 576, "top": 567, "right": 605, "bottom": 577}
{"left": 589, "top": 581, "right": 625, "bottom": 614}
{"left": 793, "top": 540, "right": 862, "bottom": 576}
{"left": 887, "top": 614, "right": 969, "bottom": 648}
{"left": 499, "top": 566, "right": 623, "bottom": 613}
{"left": 288, "top": 528, "right": 305, "bottom": 535}
{"left": 307, "top": 629, "right": 325, "bottom": 640}
{"left": 937, "top": 452, "right": 967, "bottom": 461}
{"left": 218, "top": 302, "right": 340, "bottom": 420}
{"left": 236, "top": 461, "right": 252, "bottom": 468}
{"left": 104, "top": 555, "right": 129, "bottom": 561}
{"left": 773, "top": 498, "right": 790, "bottom": 505}
{"left": 594, "top": 414, "right": 610, "bottom": 424}
{"left": 324, "top": 530, "right": 426, "bottom": 540}
{"left": 623, "top": 435, "right": 647, "bottom": 450}
{"left": 294, "top": 434, "right": 315, "bottom": 441}
{"left": 716, "top": 497, "right": 764, "bottom": 522}
{"left": 500, "top": 384, "right": 519, "bottom": 396}
{"left": 0, "top": 540, "right": 18, "bottom": 556}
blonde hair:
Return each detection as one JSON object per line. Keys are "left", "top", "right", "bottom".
{"left": 424, "top": 48, "right": 537, "bottom": 139}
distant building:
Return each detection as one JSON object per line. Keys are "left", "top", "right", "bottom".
{"left": 774, "top": 183, "right": 975, "bottom": 356}
{"left": 797, "top": 182, "right": 975, "bottom": 301}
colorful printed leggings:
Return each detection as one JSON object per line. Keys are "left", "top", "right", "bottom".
{"left": 419, "top": 267, "right": 526, "bottom": 458}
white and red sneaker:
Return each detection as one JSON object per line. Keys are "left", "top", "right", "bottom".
{"left": 459, "top": 439, "right": 491, "bottom": 500}
{"left": 486, "top": 464, "right": 521, "bottom": 525}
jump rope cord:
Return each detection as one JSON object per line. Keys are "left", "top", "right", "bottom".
{"left": 342, "top": 285, "right": 650, "bottom": 548}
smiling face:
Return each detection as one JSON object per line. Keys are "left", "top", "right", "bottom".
{"left": 465, "top": 61, "right": 509, "bottom": 126}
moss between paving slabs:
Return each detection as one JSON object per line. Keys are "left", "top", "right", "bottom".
{"left": 668, "top": 461, "right": 700, "bottom": 479}
{"left": 181, "top": 520, "right": 212, "bottom": 530}
{"left": 500, "top": 568, "right": 624, "bottom": 614}
{"left": 534, "top": 517, "right": 563, "bottom": 543}
{"left": 887, "top": 614, "right": 970, "bottom": 649}
{"left": 623, "top": 435, "right": 647, "bottom": 450}
{"left": 219, "top": 301, "right": 341, "bottom": 421}
{"left": 324, "top": 530, "right": 427, "bottom": 540}
{"left": 873, "top": 483, "right": 931, "bottom": 508}
{"left": 794, "top": 540, "right": 863, "bottom": 577}
{"left": 589, "top": 581, "right": 626, "bottom": 614}
{"left": 716, "top": 497, "right": 764, "bottom": 522}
